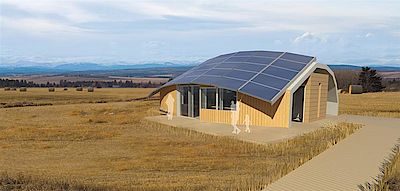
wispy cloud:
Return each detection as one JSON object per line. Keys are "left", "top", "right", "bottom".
{"left": 0, "top": 0, "right": 399, "bottom": 65}
{"left": 1, "top": 17, "right": 87, "bottom": 34}
{"left": 293, "top": 32, "right": 327, "bottom": 44}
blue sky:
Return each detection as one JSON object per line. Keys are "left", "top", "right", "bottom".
{"left": 1, "top": 0, "right": 399, "bottom": 66}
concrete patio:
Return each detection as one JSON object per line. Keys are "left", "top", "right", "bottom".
{"left": 145, "top": 115, "right": 337, "bottom": 144}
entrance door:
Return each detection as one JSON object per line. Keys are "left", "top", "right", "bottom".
{"left": 179, "top": 85, "right": 200, "bottom": 118}
{"left": 292, "top": 86, "right": 305, "bottom": 122}
{"left": 180, "top": 86, "right": 189, "bottom": 117}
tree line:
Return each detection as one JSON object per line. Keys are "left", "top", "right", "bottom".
{"left": 0, "top": 79, "right": 164, "bottom": 88}
{"left": 334, "top": 67, "right": 400, "bottom": 92}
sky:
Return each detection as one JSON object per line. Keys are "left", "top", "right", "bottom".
{"left": 0, "top": 0, "right": 400, "bottom": 66}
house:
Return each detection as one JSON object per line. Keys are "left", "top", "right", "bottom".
{"left": 150, "top": 51, "right": 339, "bottom": 128}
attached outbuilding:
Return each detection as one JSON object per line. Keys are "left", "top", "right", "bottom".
{"left": 150, "top": 51, "right": 339, "bottom": 128}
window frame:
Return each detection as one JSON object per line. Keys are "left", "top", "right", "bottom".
{"left": 200, "top": 87, "right": 218, "bottom": 110}
{"left": 218, "top": 88, "right": 237, "bottom": 111}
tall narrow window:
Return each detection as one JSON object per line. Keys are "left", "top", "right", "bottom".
{"left": 201, "top": 88, "right": 217, "bottom": 109}
{"left": 218, "top": 88, "right": 237, "bottom": 110}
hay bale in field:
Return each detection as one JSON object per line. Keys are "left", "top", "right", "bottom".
{"left": 48, "top": 87, "right": 55, "bottom": 92}
{"left": 349, "top": 85, "right": 363, "bottom": 94}
{"left": 11, "top": 88, "right": 17, "bottom": 91}
{"left": 4, "top": 87, "right": 10, "bottom": 91}
{"left": 87, "top": 87, "right": 94, "bottom": 92}
{"left": 63, "top": 88, "right": 68, "bottom": 91}
{"left": 19, "top": 87, "right": 27, "bottom": 92}
{"left": 76, "top": 87, "right": 83, "bottom": 91}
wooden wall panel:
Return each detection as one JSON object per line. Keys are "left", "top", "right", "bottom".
{"left": 303, "top": 73, "right": 328, "bottom": 122}
{"left": 199, "top": 91, "right": 291, "bottom": 128}
{"left": 160, "top": 86, "right": 177, "bottom": 116}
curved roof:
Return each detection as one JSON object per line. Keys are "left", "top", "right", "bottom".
{"left": 152, "top": 51, "right": 315, "bottom": 103}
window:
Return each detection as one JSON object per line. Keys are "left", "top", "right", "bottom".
{"left": 219, "top": 89, "right": 237, "bottom": 110}
{"left": 201, "top": 88, "right": 217, "bottom": 109}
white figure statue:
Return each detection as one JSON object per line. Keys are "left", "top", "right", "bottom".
{"left": 166, "top": 94, "right": 174, "bottom": 120}
{"left": 231, "top": 100, "right": 241, "bottom": 134}
{"left": 243, "top": 114, "right": 251, "bottom": 133}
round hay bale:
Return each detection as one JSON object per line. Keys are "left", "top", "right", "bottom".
{"left": 19, "top": 87, "right": 27, "bottom": 92}
{"left": 76, "top": 87, "right": 83, "bottom": 91}
{"left": 48, "top": 87, "right": 55, "bottom": 92}
{"left": 4, "top": 87, "right": 10, "bottom": 91}
{"left": 87, "top": 87, "right": 94, "bottom": 92}
{"left": 11, "top": 88, "right": 17, "bottom": 91}
{"left": 63, "top": 88, "right": 68, "bottom": 91}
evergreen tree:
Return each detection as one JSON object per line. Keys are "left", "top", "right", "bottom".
{"left": 358, "top": 67, "right": 384, "bottom": 92}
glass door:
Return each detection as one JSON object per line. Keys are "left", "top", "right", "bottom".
{"left": 180, "top": 86, "right": 189, "bottom": 117}
{"left": 192, "top": 86, "right": 200, "bottom": 118}
{"left": 179, "top": 85, "right": 200, "bottom": 118}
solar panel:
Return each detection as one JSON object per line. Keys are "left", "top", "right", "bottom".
{"left": 262, "top": 66, "right": 297, "bottom": 79}
{"left": 280, "top": 52, "right": 314, "bottom": 63}
{"left": 271, "top": 59, "right": 307, "bottom": 71}
{"left": 225, "top": 69, "right": 255, "bottom": 81}
{"left": 216, "top": 62, "right": 265, "bottom": 72}
{"left": 193, "top": 76, "right": 246, "bottom": 90}
{"left": 240, "top": 82, "right": 280, "bottom": 101}
{"left": 225, "top": 56, "right": 250, "bottom": 62}
{"left": 246, "top": 57, "right": 275, "bottom": 65}
{"left": 156, "top": 51, "right": 315, "bottom": 103}
{"left": 251, "top": 73, "right": 289, "bottom": 89}
{"left": 204, "top": 68, "right": 230, "bottom": 76}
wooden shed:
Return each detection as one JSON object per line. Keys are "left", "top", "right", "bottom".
{"left": 150, "top": 51, "right": 339, "bottom": 128}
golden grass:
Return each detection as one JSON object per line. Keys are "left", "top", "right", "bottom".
{"left": 360, "top": 142, "right": 400, "bottom": 191}
{"left": 0, "top": 88, "right": 153, "bottom": 107}
{"left": 0, "top": 95, "right": 361, "bottom": 190}
{"left": 339, "top": 92, "right": 400, "bottom": 118}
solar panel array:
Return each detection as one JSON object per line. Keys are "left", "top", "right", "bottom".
{"left": 163, "top": 51, "right": 315, "bottom": 103}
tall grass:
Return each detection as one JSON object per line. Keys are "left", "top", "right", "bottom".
{"left": 0, "top": 172, "right": 109, "bottom": 191}
{"left": 0, "top": 91, "right": 362, "bottom": 190}
{"left": 340, "top": 92, "right": 400, "bottom": 118}
{"left": 359, "top": 140, "right": 400, "bottom": 191}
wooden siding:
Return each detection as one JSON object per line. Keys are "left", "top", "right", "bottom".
{"left": 303, "top": 73, "right": 329, "bottom": 122}
{"left": 160, "top": 85, "right": 177, "bottom": 116}
{"left": 200, "top": 109, "right": 232, "bottom": 124}
{"left": 200, "top": 91, "right": 291, "bottom": 128}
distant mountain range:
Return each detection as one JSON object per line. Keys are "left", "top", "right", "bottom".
{"left": 327, "top": 64, "right": 400, "bottom": 71}
{"left": 0, "top": 62, "right": 195, "bottom": 75}
{"left": 0, "top": 62, "right": 399, "bottom": 76}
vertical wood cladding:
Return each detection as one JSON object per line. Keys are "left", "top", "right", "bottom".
{"left": 303, "top": 73, "right": 329, "bottom": 122}
{"left": 200, "top": 91, "right": 291, "bottom": 128}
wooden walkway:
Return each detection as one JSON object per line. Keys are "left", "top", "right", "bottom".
{"left": 264, "top": 115, "right": 400, "bottom": 191}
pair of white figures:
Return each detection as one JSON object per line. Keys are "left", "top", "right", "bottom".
{"left": 165, "top": 94, "right": 251, "bottom": 134}
{"left": 230, "top": 101, "right": 251, "bottom": 135}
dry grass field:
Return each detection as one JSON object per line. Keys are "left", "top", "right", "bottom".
{"left": 0, "top": 88, "right": 152, "bottom": 107}
{"left": 0, "top": 88, "right": 362, "bottom": 190}
{"left": 339, "top": 92, "right": 400, "bottom": 118}
{"left": 361, "top": 143, "right": 400, "bottom": 191}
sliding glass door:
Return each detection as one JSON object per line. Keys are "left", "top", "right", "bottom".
{"left": 179, "top": 85, "right": 199, "bottom": 118}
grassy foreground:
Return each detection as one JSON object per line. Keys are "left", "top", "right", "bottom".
{"left": 339, "top": 92, "right": 400, "bottom": 118}
{"left": 0, "top": 94, "right": 361, "bottom": 190}
{"left": 360, "top": 142, "right": 400, "bottom": 191}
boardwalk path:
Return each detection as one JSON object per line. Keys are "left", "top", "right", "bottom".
{"left": 264, "top": 115, "right": 400, "bottom": 191}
